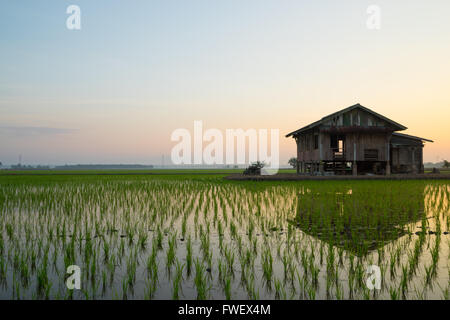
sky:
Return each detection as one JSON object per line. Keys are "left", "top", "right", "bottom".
{"left": 1, "top": 0, "right": 449, "bottom": 166}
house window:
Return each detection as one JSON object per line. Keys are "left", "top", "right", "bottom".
{"left": 330, "top": 135, "right": 338, "bottom": 149}
{"left": 331, "top": 135, "right": 344, "bottom": 150}
{"left": 364, "top": 149, "right": 379, "bottom": 161}
{"left": 314, "top": 135, "right": 319, "bottom": 150}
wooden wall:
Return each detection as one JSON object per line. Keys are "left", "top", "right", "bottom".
{"left": 297, "top": 132, "right": 390, "bottom": 162}
{"left": 345, "top": 133, "right": 389, "bottom": 162}
{"left": 391, "top": 145, "right": 423, "bottom": 173}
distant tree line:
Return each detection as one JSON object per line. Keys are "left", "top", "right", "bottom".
{"left": 10, "top": 164, "right": 50, "bottom": 170}
{"left": 54, "top": 164, "right": 155, "bottom": 170}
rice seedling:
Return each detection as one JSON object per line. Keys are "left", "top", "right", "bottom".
{"left": 185, "top": 235, "right": 193, "bottom": 276}
{"left": 261, "top": 248, "right": 273, "bottom": 288}
{"left": 441, "top": 286, "right": 449, "bottom": 300}
{"left": 273, "top": 278, "right": 286, "bottom": 300}
{"left": 223, "top": 245, "right": 235, "bottom": 274}
{"left": 172, "top": 260, "right": 184, "bottom": 300}
{"left": 166, "top": 233, "right": 177, "bottom": 271}
{"left": 194, "top": 259, "right": 209, "bottom": 300}
{"left": 224, "top": 276, "right": 232, "bottom": 300}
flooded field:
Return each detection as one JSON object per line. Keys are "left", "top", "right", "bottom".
{"left": 0, "top": 175, "right": 449, "bottom": 300}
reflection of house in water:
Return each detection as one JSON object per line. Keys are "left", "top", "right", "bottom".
{"left": 290, "top": 187, "right": 426, "bottom": 256}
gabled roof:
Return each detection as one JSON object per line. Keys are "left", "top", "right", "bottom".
{"left": 286, "top": 104, "right": 407, "bottom": 137}
{"left": 392, "top": 132, "right": 433, "bottom": 143}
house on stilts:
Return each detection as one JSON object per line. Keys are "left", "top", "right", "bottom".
{"left": 286, "top": 104, "right": 433, "bottom": 175}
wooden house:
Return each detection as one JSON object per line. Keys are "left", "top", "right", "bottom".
{"left": 286, "top": 104, "right": 433, "bottom": 175}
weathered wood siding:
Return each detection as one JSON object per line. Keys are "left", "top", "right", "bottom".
{"left": 346, "top": 133, "right": 389, "bottom": 162}
{"left": 322, "top": 108, "right": 390, "bottom": 128}
{"left": 391, "top": 146, "right": 423, "bottom": 172}
{"left": 390, "top": 134, "right": 424, "bottom": 173}
{"left": 295, "top": 108, "right": 396, "bottom": 162}
{"left": 296, "top": 131, "right": 320, "bottom": 161}
{"left": 298, "top": 132, "right": 390, "bottom": 162}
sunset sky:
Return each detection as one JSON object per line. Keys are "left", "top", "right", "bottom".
{"left": 1, "top": 0, "right": 449, "bottom": 166}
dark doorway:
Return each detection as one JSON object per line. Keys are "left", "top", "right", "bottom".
{"left": 331, "top": 135, "right": 345, "bottom": 159}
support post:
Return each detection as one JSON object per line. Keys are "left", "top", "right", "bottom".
{"left": 386, "top": 135, "right": 391, "bottom": 176}
{"left": 353, "top": 141, "right": 357, "bottom": 176}
{"left": 319, "top": 161, "right": 324, "bottom": 175}
{"left": 386, "top": 162, "right": 391, "bottom": 175}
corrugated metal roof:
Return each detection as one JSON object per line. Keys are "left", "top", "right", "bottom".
{"left": 392, "top": 132, "right": 433, "bottom": 143}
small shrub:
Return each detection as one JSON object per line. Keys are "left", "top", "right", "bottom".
{"left": 243, "top": 161, "right": 265, "bottom": 175}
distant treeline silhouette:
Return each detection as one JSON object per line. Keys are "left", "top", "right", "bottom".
{"left": 54, "top": 164, "right": 154, "bottom": 170}
{"left": 5, "top": 164, "right": 155, "bottom": 170}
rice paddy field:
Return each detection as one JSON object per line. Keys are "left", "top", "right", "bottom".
{"left": 0, "top": 172, "right": 449, "bottom": 300}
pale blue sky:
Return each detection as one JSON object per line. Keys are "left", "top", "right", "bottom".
{"left": 1, "top": 1, "right": 449, "bottom": 165}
